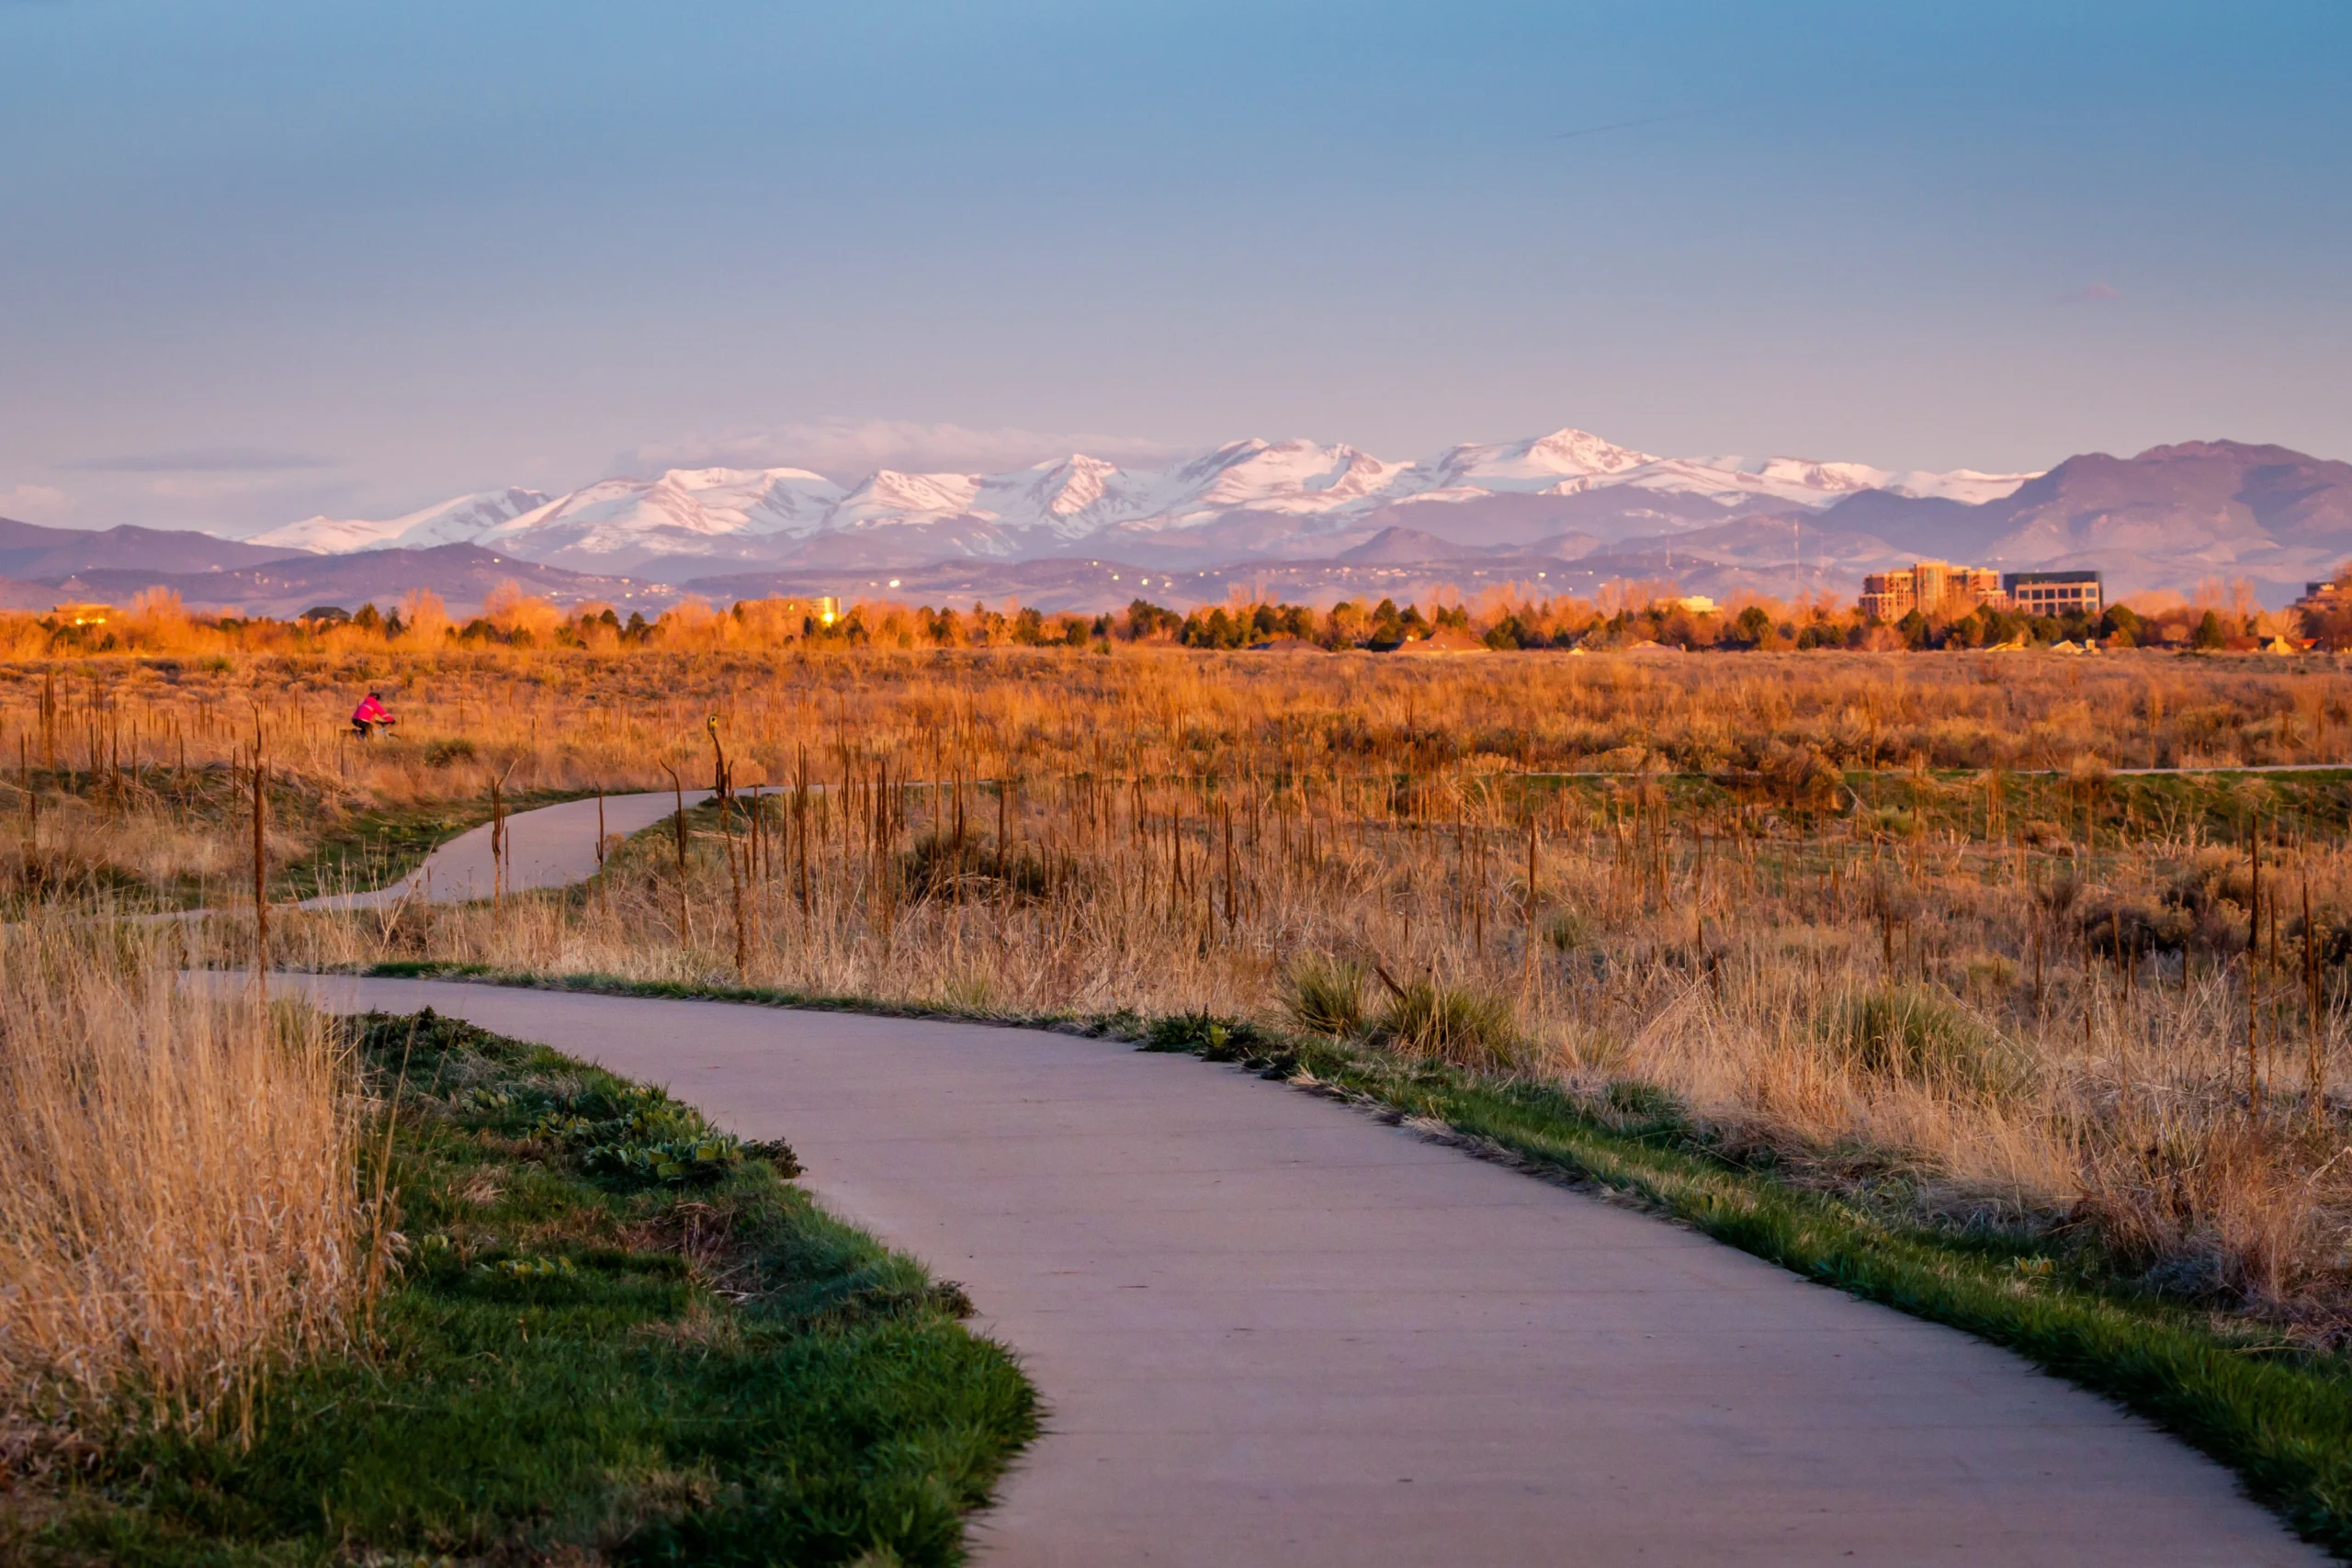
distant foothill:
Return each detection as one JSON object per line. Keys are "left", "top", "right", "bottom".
{"left": 4, "top": 431, "right": 2348, "bottom": 625}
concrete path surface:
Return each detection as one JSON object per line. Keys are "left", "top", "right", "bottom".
{"left": 298, "top": 790, "right": 711, "bottom": 909}
{"left": 257, "top": 972, "right": 2322, "bottom": 1568}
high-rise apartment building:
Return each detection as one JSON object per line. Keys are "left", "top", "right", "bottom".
{"left": 1858, "top": 562, "right": 2006, "bottom": 620}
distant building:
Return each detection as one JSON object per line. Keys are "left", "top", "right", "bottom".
{"left": 1859, "top": 562, "right": 2005, "bottom": 620}
{"left": 2293, "top": 580, "right": 2346, "bottom": 618}
{"left": 2002, "top": 570, "right": 2102, "bottom": 617}
{"left": 1858, "top": 564, "right": 2105, "bottom": 622}
{"left": 49, "top": 603, "right": 112, "bottom": 626}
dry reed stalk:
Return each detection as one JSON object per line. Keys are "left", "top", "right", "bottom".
{"left": 251, "top": 744, "right": 267, "bottom": 976}
{"left": 661, "top": 761, "right": 688, "bottom": 949}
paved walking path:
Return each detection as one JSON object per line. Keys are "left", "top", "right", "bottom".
{"left": 296, "top": 790, "right": 711, "bottom": 909}
{"left": 261, "top": 966, "right": 2320, "bottom": 1567}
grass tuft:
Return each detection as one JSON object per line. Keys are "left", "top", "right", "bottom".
{"left": 1828, "top": 984, "right": 2030, "bottom": 1100}
{"left": 1285, "top": 956, "right": 1368, "bottom": 1037}
{"left": 1373, "top": 978, "right": 1521, "bottom": 1072}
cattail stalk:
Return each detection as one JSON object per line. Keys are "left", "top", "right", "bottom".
{"left": 662, "top": 761, "right": 689, "bottom": 950}
{"left": 251, "top": 745, "right": 267, "bottom": 977}
{"left": 2249, "top": 816, "right": 2262, "bottom": 1114}
{"left": 2307, "top": 873, "right": 2324, "bottom": 1122}
{"left": 725, "top": 793, "right": 748, "bottom": 979}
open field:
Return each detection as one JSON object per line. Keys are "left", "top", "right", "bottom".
{"left": 12, "top": 644, "right": 2352, "bottom": 1321}
{"left": 16, "top": 641, "right": 2352, "bottom": 1549}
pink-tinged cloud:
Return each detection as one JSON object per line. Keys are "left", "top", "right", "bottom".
{"left": 0, "top": 484, "right": 72, "bottom": 522}
{"left": 2057, "top": 281, "right": 2122, "bottom": 304}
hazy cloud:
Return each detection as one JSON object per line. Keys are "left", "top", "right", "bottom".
{"left": 2056, "top": 281, "right": 2122, "bottom": 305}
{"left": 627, "top": 420, "right": 1184, "bottom": 481}
{"left": 0, "top": 483, "right": 73, "bottom": 522}
{"left": 57, "top": 447, "right": 339, "bottom": 473}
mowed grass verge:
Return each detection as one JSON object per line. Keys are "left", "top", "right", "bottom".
{"left": 8, "top": 1008, "right": 1035, "bottom": 1568}
{"left": 358, "top": 962, "right": 2352, "bottom": 1557}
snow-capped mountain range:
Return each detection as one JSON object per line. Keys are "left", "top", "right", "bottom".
{"left": 244, "top": 429, "right": 2039, "bottom": 581}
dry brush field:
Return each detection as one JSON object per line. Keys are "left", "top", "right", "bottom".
{"left": 13, "top": 641, "right": 2352, "bottom": 1443}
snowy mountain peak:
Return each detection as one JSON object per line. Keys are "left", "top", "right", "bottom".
{"left": 243, "top": 426, "right": 2045, "bottom": 576}
{"left": 1433, "top": 428, "right": 1657, "bottom": 486}
{"left": 246, "top": 487, "right": 553, "bottom": 555}
{"left": 1749, "top": 457, "right": 1889, "bottom": 495}
{"left": 835, "top": 469, "right": 984, "bottom": 526}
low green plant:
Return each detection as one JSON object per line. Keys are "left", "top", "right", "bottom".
{"left": 1285, "top": 956, "right": 1367, "bottom": 1037}
{"left": 901, "top": 829, "right": 1052, "bottom": 902}
{"left": 1828, "top": 984, "right": 2029, "bottom": 1099}
{"left": 1545, "top": 911, "right": 1592, "bottom": 953}
{"left": 1373, "top": 978, "right": 1520, "bottom": 1072}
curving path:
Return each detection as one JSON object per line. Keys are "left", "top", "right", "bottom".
{"left": 248, "top": 969, "right": 2318, "bottom": 1566}
{"left": 296, "top": 790, "right": 711, "bottom": 910}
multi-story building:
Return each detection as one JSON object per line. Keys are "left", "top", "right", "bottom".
{"left": 2293, "top": 580, "right": 2346, "bottom": 618}
{"left": 2001, "top": 570, "right": 2102, "bottom": 617}
{"left": 1859, "top": 562, "right": 2005, "bottom": 620}
{"left": 1859, "top": 563, "right": 2105, "bottom": 622}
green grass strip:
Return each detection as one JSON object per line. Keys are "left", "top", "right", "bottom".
{"left": 12, "top": 1009, "right": 1035, "bottom": 1567}
{"left": 351, "top": 963, "right": 2352, "bottom": 1556}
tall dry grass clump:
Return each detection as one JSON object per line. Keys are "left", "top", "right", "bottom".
{"left": 0, "top": 919, "right": 361, "bottom": 1442}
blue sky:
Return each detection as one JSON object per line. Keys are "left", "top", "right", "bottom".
{"left": 4, "top": 0, "right": 2347, "bottom": 533}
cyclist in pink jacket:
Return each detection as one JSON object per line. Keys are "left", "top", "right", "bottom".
{"left": 351, "top": 692, "right": 395, "bottom": 739}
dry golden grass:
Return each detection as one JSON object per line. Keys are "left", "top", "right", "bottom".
{"left": 3, "top": 639, "right": 2350, "bottom": 801}
{"left": 0, "top": 918, "right": 362, "bottom": 1444}
{"left": 13, "top": 642, "right": 2352, "bottom": 1330}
